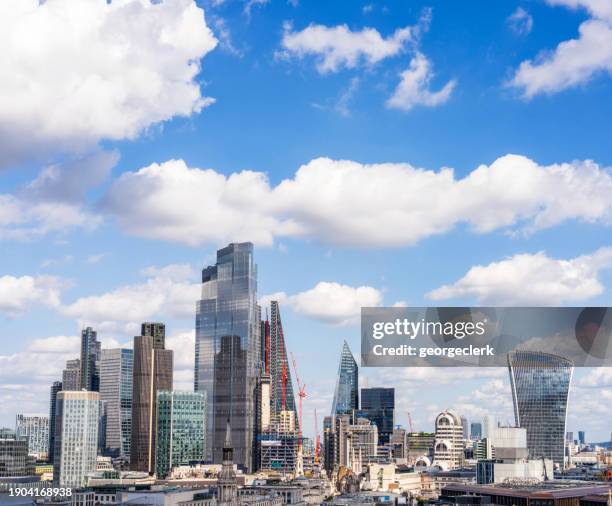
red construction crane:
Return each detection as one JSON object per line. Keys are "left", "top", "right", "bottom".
{"left": 290, "top": 351, "right": 307, "bottom": 444}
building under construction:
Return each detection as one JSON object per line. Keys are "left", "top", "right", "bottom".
{"left": 259, "top": 410, "right": 301, "bottom": 475}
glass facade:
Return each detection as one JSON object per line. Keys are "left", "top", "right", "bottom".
{"left": 48, "top": 381, "right": 62, "bottom": 464}
{"left": 100, "top": 348, "right": 133, "bottom": 458}
{"left": 195, "top": 242, "right": 259, "bottom": 471}
{"left": 0, "top": 431, "right": 31, "bottom": 477}
{"left": 155, "top": 391, "right": 207, "bottom": 478}
{"left": 80, "top": 327, "right": 101, "bottom": 392}
{"left": 331, "top": 340, "right": 359, "bottom": 416}
{"left": 359, "top": 387, "right": 395, "bottom": 444}
{"left": 508, "top": 350, "right": 573, "bottom": 468}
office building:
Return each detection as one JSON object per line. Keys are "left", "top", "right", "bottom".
{"left": 100, "top": 348, "right": 133, "bottom": 458}
{"left": 331, "top": 341, "right": 359, "bottom": 416}
{"left": 48, "top": 381, "right": 62, "bottom": 464}
{"left": 390, "top": 428, "right": 407, "bottom": 459}
{"left": 461, "top": 416, "right": 469, "bottom": 440}
{"left": 53, "top": 390, "right": 99, "bottom": 488}
{"left": 360, "top": 388, "right": 395, "bottom": 444}
{"left": 195, "top": 242, "right": 260, "bottom": 471}
{"left": 578, "top": 431, "right": 586, "bottom": 445}
{"left": 15, "top": 414, "right": 48, "bottom": 458}
{"left": 406, "top": 432, "right": 435, "bottom": 464}
{"left": 155, "top": 390, "right": 207, "bottom": 478}
{"left": 471, "top": 422, "right": 483, "bottom": 440}
{"left": 62, "top": 359, "right": 81, "bottom": 391}
{"left": 508, "top": 350, "right": 573, "bottom": 468}
{"left": 433, "top": 410, "right": 464, "bottom": 470}
{"left": 0, "top": 429, "right": 32, "bottom": 477}
{"left": 259, "top": 410, "right": 300, "bottom": 475}
{"left": 267, "top": 301, "right": 298, "bottom": 426}
{"left": 80, "top": 327, "right": 101, "bottom": 392}
{"left": 131, "top": 322, "right": 173, "bottom": 474}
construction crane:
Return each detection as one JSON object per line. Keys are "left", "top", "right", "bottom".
{"left": 407, "top": 411, "right": 414, "bottom": 432}
{"left": 290, "top": 352, "right": 307, "bottom": 444}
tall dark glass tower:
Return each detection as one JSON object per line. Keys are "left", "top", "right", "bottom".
{"left": 360, "top": 387, "right": 395, "bottom": 444}
{"left": 48, "top": 380, "right": 62, "bottom": 464}
{"left": 130, "top": 323, "right": 173, "bottom": 474}
{"left": 508, "top": 350, "right": 573, "bottom": 468}
{"left": 331, "top": 340, "right": 359, "bottom": 416}
{"left": 80, "top": 327, "right": 101, "bottom": 391}
{"left": 195, "top": 243, "right": 260, "bottom": 471}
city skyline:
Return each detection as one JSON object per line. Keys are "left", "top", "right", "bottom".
{"left": 1, "top": 0, "right": 612, "bottom": 448}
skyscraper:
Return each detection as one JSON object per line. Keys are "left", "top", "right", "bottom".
{"left": 360, "top": 387, "right": 395, "bottom": 444}
{"left": 48, "top": 381, "right": 62, "bottom": 464}
{"left": 461, "top": 416, "right": 469, "bottom": 440}
{"left": 471, "top": 422, "right": 483, "bottom": 440}
{"left": 15, "top": 414, "right": 48, "bottom": 458}
{"left": 100, "top": 348, "right": 133, "bottom": 458}
{"left": 578, "top": 431, "right": 586, "bottom": 445}
{"left": 268, "top": 301, "right": 298, "bottom": 425}
{"left": 331, "top": 341, "right": 359, "bottom": 416}
{"left": 433, "top": 410, "right": 464, "bottom": 470}
{"left": 80, "top": 327, "right": 101, "bottom": 392}
{"left": 0, "top": 430, "right": 32, "bottom": 478}
{"left": 508, "top": 350, "right": 573, "bottom": 468}
{"left": 155, "top": 391, "right": 207, "bottom": 478}
{"left": 131, "top": 323, "right": 173, "bottom": 474}
{"left": 53, "top": 391, "right": 99, "bottom": 488}
{"left": 195, "top": 243, "right": 260, "bottom": 471}
{"left": 62, "top": 359, "right": 81, "bottom": 391}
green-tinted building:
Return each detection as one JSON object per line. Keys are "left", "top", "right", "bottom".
{"left": 155, "top": 391, "right": 207, "bottom": 478}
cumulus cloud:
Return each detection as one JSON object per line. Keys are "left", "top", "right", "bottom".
{"left": 509, "top": 0, "right": 612, "bottom": 97}
{"left": 61, "top": 263, "right": 200, "bottom": 329}
{"left": 507, "top": 7, "right": 534, "bottom": 36}
{"left": 0, "top": 151, "right": 117, "bottom": 240}
{"left": 386, "top": 52, "right": 456, "bottom": 111}
{"left": 102, "top": 154, "right": 612, "bottom": 247}
{"left": 279, "top": 21, "right": 416, "bottom": 73}
{"left": 260, "top": 282, "right": 383, "bottom": 325}
{"left": 427, "top": 247, "right": 612, "bottom": 305}
{"left": 0, "top": 0, "right": 217, "bottom": 166}
{"left": 0, "top": 275, "right": 62, "bottom": 317}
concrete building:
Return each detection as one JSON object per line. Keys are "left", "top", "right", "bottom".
{"left": 433, "top": 410, "right": 464, "bottom": 470}
{"left": 15, "top": 415, "right": 48, "bottom": 459}
{"left": 62, "top": 358, "right": 81, "bottom": 391}
{"left": 53, "top": 390, "right": 99, "bottom": 488}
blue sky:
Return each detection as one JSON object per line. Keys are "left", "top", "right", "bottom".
{"left": 0, "top": 0, "right": 611, "bottom": 442}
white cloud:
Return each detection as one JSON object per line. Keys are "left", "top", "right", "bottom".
{"left": 244, "top": 0, "right": 269, "bottom": 19}
{"left": 427, "top": 247, "right": 612, "bottom": 305}
{"left": 279, "top": 22, "right": 415, "bottom": 73}
{"left": 0, "top": 152, "right": 117, "bottom": 241}
{"left": 507, "top": 7, "right": 533, "bottom": 36}
{"left": 61, "top": 263, "right": 200, "bottom": 328}
{"left": 261, "top": 281, "right": 383, "bottom": 325}
{"left": 335, "top": 77, "right": 360, "bottom": 117}
{"left": 386, "top": 52, "right": 456, "bottom": 111}
{"left": 102, "top": 154, "right": 612, "bottom": 247}
{"left": 509, "top": 0, "right": 612, "bottom": 97}
{"left": 0, "top": 0, "right": 217, "bottom": 166}
{"left": 0, "top": 275, "right": 62, "bottom": 317}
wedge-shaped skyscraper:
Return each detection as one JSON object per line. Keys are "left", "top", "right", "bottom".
{"left": 331, "top": 340, "right": 359, "bottom": 416}
{"left": 508, "top": 350, "right": 573, "bottom": 468}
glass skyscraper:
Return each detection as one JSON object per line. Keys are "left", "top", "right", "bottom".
{"left": 195, "top": 242, "right": 260, "bottom": 471}
{"left": 155, "top": 390, "right": 207, "bottom": 478}
{"left": 508, "top": 350, "right": 573, "bottom": 468}
{"left": 360, "top": 387, "right": 395, "bottom": 444}
{"left": 100, "top": 348, "right": 133, "bottom": 458}
{"left": 331, "top": 340, "right": 359, "bottom": 416}
{"left": 80, "top": 327, "right": 101, "bottom": 392}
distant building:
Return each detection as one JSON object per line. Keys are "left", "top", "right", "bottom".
{"left": 100, "top": 348, "right": 133, "bottom": 458}
{"left": 131, "top": 322, "right": 173, "bottom": 474}
{"left": 53, "top": 390, "right": 99, "bottom": 488}
{"left": 471, "top": 422, "right": 483, "bottom": 440}
{"left": 331, "top": 341, "right": 359, "bottom": 416}
{"left": 48, "top": 381, "right": 62, "bottom": 464}
{"left": 61, "top": 358, "right": 81, "bottom": 391}
{"left": 406, "top": 432, "right": 435, "bottom": 464}
{"left": 360, "top": 388, "right": 395, "bottom": 444}
{"left": 259, "top": 410, "right": 300, "bottom": 475}
{"left": 390, "top": 428, "right": 407, "bottom": 459}
{"left": 433, "top": 410, "right": 464, "bottom": 470}
{"left": 195, "top": 243, "right": 259, "bottom": 471}
{"left": 460, "top": 416, "right": 469, "bottom": 440}
{"left": 508, "top": 351, "right": 573, "bottom": 468}
{"left": 578, "top": 431, "right": 586, "bottom": 445}
{"left": 80, "top": 326, "right": 101, "bottom": 392}
{"left": 155, "top": 390, "right": 207, "bottom": 478}
{"left": 15, "top": 415, "right": 48, "bottom": 458}
{"left": 0, "top": 429, "right": 33, "bottom": 477}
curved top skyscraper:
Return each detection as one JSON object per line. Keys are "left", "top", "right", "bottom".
{"left": 507, "top": 350, "right": 573, "bottom": 468}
